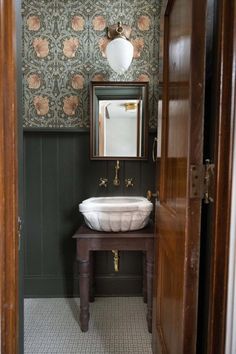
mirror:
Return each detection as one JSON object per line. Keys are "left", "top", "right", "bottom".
{"left": 90, "top": 81, "right": 149, "bottom": 160}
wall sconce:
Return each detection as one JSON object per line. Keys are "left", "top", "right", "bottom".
{"left": 124, "top": 102, "right": 138, "bottom": 111}
{"left": 106, "top": 22, "right": 134, "bottom": 75}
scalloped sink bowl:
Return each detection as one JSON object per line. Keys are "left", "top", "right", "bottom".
{"left": 79, "top": 196, "right": 153, "bottom": 232}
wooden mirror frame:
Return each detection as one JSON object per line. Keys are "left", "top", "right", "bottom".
{"left": 90, "top": 81, "right": 149, "bottom": 160}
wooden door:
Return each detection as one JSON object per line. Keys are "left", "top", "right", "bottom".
{"left": 0, "top": 0, "right": 19, "bottom": 353}
{"left": 152, "top": 0, "right": 206, "bottom": 353}
{"left": 16, "top": 0, "right": 24, "bottom": 351}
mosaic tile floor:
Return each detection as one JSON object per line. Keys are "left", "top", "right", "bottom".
{"left": 24, "top": 297, "right": 152, "bottom": 354}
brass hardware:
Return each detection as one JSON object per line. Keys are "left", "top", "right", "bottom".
{"left": 190, "top": 159, "right": 215, "bottom": 203}
{"left": 18, "top": 216, "right": 22, "bottom": 251}
{"left": 190, "top": 165, "right": 203, "bottom": 198}
{"left": 152, "top": 137, "right": 158, "bottom": 162}
{"left": 203, "top": 159, "right": 215, "bottom": 203}
{"left": 107, "top": 22, "right": 132, "bottom": 40}
{"left": 124, "top": 103, "right": 137, "bottom": 111}
{"left": 113, "top": 160, "right": 120, "bottom": 186}
{"left": 146, "top": 190, "right": 159, "bottom": 201}
{"left": 99, "top": 177, "right": 108, "bottom": 188}
{"left": 112, "top": 250, "right": 119, "bottom": 272}
{"left": 125, "top": 178, "right": 134, "bottom": 188}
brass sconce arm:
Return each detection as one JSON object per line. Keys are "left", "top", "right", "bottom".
{"left": 107, "top": 22, "right": 132, "bottom": 40}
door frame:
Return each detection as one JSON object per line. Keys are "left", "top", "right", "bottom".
{"left": 0, "top": 0, "right": 19, "bottom": 353}
{"left": 206, "top": 0, "right": 236, "bottom": 353}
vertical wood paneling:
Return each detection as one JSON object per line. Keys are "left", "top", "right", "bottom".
{"left": 58, "top": 134, "right": 77, "bottom": 277}
{"left": 24, "top": 135, "right": 43, "bottom": 276}
{"left": 124, "top": 161, "right": 142, "bottom": 196}
{"left": 141, "top": 133, "right": 156, "bottom": 194}
{"left": 73, "top": 133, "right": 89, "bottom": 225}
{"left": 120, "top": 251, "right": 143, "bottom": 274}
{"left": 24, "top": 131, "right": 156, "bottom": 297}
{"left": 42, "top": 135, "right": 59, "bottom": 276}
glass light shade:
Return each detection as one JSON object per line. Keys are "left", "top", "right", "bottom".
{"left": 106, "top": 37, "right": 134, "bottom": 75}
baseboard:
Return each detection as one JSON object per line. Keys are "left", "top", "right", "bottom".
{"left": 94, "top": 275, "right": 143, "bottom": 296}
{"left": 24, "top": 275, "right": 143, "bottom": 298}
{"left": 24, "top": 277, "right": 78, "bottom": 298}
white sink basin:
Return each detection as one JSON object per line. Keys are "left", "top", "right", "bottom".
{"left": 79, "top": 196, "right": 153, "bottom": 232}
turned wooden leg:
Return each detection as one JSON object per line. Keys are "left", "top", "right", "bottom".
{"left": 79, "top": 259, "right": 90, "bottom": 332}
{"left": 89, "top": 252, "right": 95, "bottom": 302}
{"left": 146, "top": 249, "right": 154, "bottom": 333}
{"left": 142, "top": 252, "right": 147, "bottom": 303}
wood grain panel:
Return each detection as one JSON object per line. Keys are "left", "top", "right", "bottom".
{"left": 0, "top": 0, "right": 19, "bottom": 352}
{"left": 206, "top": 0, "right": 236, "bottom": 353}
{"left": 152, "top": 0, "right": 206, "bottom": 353}
{"left": 157, "top": 206, "right": 184, "bottom": 354}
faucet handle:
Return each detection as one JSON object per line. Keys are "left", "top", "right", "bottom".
{"left": 99, "top": 177, "right": 108, "bottom": 188}
{"left": 125, "top": 178, "right": 134, "bottom": 188}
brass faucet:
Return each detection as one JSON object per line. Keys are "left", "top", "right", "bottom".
{"left": 113, "top": 160, "right": 120, "bottom": 186}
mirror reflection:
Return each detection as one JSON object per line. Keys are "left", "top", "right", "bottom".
{"left": 90, "top": 82, "right": 148, "bottom": 160}
{"left": 98, "top": 99, "right": 141, "bottom": 157}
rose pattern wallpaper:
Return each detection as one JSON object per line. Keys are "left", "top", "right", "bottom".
{"left": 22, "top": 0, "right": 162, "bottom": 128}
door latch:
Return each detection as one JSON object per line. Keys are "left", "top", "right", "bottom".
{"left": 18, "top": 216, "right": 22, "bottom": 251}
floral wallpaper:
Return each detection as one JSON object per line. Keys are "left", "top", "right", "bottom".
{"left": 22, "top": 0, "right": 162, "bottom": 128}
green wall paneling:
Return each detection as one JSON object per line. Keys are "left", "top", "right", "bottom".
{"left": 24, "top": 130, "right": 156, "bottom": 297}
